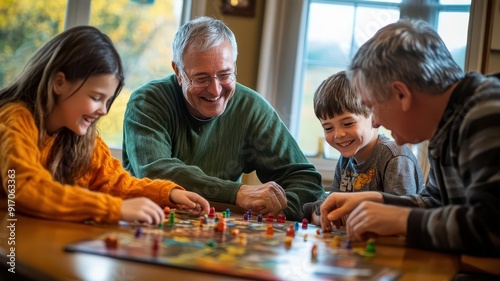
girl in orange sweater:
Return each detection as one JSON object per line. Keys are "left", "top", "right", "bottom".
{"left": 0, "top": 26, "right": 209, "bottom": 225}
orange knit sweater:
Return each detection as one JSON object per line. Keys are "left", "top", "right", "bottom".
{"left": 0, "top": 102, "right": 183, "bottom": 223}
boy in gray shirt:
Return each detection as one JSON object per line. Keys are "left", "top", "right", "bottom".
{"left": 303, "top": 71, "right": 423, "bottom": 225}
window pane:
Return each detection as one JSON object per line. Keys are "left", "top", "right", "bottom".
{"left": 298, "top": 2, "right": 399, "bottom": 157}
{"left": 306, "top": 3, "right": 355, "bottom": 66}
{"left": 438, "top": 11, "right": 470, "bottom": 69}
{"left": 440, "top": 0, "right": 470, "bottom": 4}
{"left": 298, "top": 1, "right": 470, "bottom": 159}
{"left": 352, "top": 7, "right": 400, "bottom": 48}
{"left": 90, "top": 0, "right": 183, "bottom": 147}
{"left": 0, "top": 0, "right": 66, "bottom": 88}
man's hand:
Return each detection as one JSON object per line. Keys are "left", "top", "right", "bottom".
{"left": 346, "top": 201, "right": 409, "bottom": 241}
{"left": 320, "top": 191, "right": 383, "bottom": 232}
{"left": 236, "top": 181, "right": 287, "bottom": 215}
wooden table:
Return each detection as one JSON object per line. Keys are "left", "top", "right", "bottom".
{"left": 0, "top": 203, "right": 462, "bottom": 281}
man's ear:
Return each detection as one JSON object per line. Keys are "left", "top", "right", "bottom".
{"left": 53, "top": 72, "right": 66, "bottom": 96}
{"left": 391, "top": 81, "right": 412, "bottom": 112}
{"left": 172, "top": 62, "right": 182, "bottom": 85}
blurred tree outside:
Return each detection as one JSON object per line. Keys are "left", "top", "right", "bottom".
{"left": 0, "top": 0, "right": 181, "bottom": 148}
{"left": 90, "top": 0, "right": 180, "bottom": 147}
{"left": 0, "top": 0, "right": 66, "bottom": 87}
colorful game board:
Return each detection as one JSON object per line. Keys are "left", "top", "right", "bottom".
{"left": 64, "top": 209, "right": 400, "bottom": 281}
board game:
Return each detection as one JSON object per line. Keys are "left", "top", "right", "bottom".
{"left": 64, "top": 208, "right": 401, "bottom": 281}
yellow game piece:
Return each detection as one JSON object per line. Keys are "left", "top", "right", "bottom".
{"left": 331, "top": 235, "right": 341, "bottom": 247}
{"left": 284, "top": 236, "right": 293, "bottom": 250}
{"left": 238, "top": 233, "right": 247, "bottom": 246}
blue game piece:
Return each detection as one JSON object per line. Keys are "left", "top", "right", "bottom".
{"left": 226, "top": 208, "right": 231, "bottom": 218}
{"left": 294, "top": 221, "right": 299, "bottom": 231}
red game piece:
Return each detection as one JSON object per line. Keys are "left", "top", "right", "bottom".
{"left": 104, "top": 235, "right": 118, "bottom": 249}
{"left": 266, "top": 213, "right": 274, "bottom": 223}
{"left": 152, "top": 236, "right": 160, "bottom": 254}
{"left": 286, "top": 224, "right": 295, "bottom": 237}
{"left": 301, "top": 218, "right": 309, "bottom": 229}
{"left": 163, "top": 206, "right": 171, "bottom": 214}
{"left": 208, "top": 207, "right": 216, "bottom": 220}
{"left": 276, "top": 214, "right": 286, "bottom": 223}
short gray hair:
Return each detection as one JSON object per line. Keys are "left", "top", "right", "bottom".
{"left": 347, "top": 19, "right": 464, "bottom": 104}
{"left": 172, "top": 16, "right": 238, "bottom": 69}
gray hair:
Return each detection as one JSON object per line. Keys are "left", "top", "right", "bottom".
{"left": 172, "top": 16, "right": 238, "bottom": 69}
{"left": 347, "top": 19, "right": 464, "bottom": 104}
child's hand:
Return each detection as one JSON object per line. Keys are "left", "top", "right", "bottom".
{"left": 169, "top": 189, "right": 210, "bottom": 215}
{"left": 121, "top": 197, "right": 165, "bottom": 225}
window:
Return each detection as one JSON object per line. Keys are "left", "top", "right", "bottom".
{"left": 0, "top": 1, "right": 67, "bottom": 88}
{"left": 0, "top": 0, "right": 186, "bottom": 149}
{"left": 298, "top": 0, "right": 472, "bottom": 159}
{"left": 257, "top": 0, "right": 478, "bottom": 184}
{"left": 89, "top": 0, "right": 184, "bottom": 147}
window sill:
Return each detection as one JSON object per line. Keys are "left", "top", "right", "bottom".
{"left": 307, "top": 156, "right": 336, "bottom": 188}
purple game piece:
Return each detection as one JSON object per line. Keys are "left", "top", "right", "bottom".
{"left": 257, "top": 214, "right": 263, "bottom": 222}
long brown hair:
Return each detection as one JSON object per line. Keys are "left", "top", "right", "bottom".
{"left": 0, "top": 25, "right": 125, "bottom": 184}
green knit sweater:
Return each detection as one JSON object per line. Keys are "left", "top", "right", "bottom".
{"left": 123, "top": 75, "right": 324, "bottom": 220}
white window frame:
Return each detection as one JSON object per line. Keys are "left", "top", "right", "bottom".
{"left": 64, "top": 0, "right": 203, "bottom": 28}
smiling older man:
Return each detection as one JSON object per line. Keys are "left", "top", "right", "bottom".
{"left": 122, "top": 16, "right": 324, "bottom": 221}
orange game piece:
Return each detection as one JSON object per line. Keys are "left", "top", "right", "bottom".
{"left": 163, "top": 206, "right": 171, "bottom": 214}
{"left": 231, "top": 229, "right": 240, "bottom": 236}
{"left": 266, "top": 224, "right": 274, "bottom": 237}
{"left": 311, "top": 244, "right": 318, "bottom": 259}
{"left": 238, "top": 233, "right": 248, "bottom": 246}
{"left": 214, "top": 220, "right": 227, "bottom": 232}
{"left": 104, "top": 235, "right": 118, "bottom": 249}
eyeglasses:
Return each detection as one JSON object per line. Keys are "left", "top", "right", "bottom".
{"left": 181, "top": 68, "right": 237, "bottom": 88}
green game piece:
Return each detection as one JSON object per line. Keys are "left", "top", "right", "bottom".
{"left": 168, "top": 212, "right": 176, "bottom": 226}
{"left": 222, "top": 211, "right": 227, "bottom": 218}
{"left": 365, "top": 239, "right": 376, "bottom": 254}
{"left": 206, "top": 239, "right": 216, "bottom": 248}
